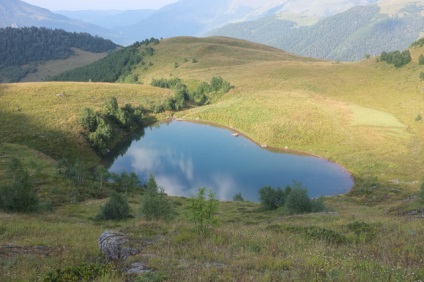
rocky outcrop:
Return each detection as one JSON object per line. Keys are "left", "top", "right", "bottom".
{"left": 98, "top": 230, "right": 138, "bottom": 261}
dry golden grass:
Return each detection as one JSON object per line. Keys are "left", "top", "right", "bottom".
{"left": 21, "top": 48, "right": 109, "bottom": 82}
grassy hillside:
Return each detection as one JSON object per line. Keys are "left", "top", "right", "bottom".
{"left": 133, "top": 36, "right": 424, "bottom": 187}
{"left": 1, "top": 36, "right": 424, "bottom": 281}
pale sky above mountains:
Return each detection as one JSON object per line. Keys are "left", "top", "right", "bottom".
{"left": 23, "top": 0, "right": 179, "bottom": 11}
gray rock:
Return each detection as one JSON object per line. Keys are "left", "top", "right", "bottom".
{"left": 98, "top": 230, "right": 138, "bottom": 261}
{"left": 125, "top": 262, "right": 150, "bottom": 275}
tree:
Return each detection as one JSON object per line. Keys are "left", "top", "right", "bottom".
{"left": 284, "top": 186, "right": 312, "bottom": 215}
{"left": 189, "top": 188, "right": 219, "bottom": 233}
{"left": 0, "top": 157, "right": 38, "bottom": 213}
{"left": 97, "top": 191, "right": 131, "bottom": 220}
{"left": 232, "top": 192, "right": 244, "bottom": 201}
{"left": 258, "top": 186, "right": 285, "bottom": 210}
{"left": 113, "top": 171, "right": 140, "bottom": 195}
{"left": 94, "top": 166, "right": 110, "bottom": 190}
{"left": 140, "top": 174, "right": 174, "bottom": 220}
{"left": 88, "top": 118, "right": 113, "bottom": 156}
{"left": 57, "top": 158, "right": 89, "bottom": 186}
{"left": 103, "top": 97, "right": 119, "bottom": 118}
{"left": 80, "top": 108, "right": 99, "bottom": 132}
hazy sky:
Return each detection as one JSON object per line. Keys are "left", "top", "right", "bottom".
{"left": 23, "top": 0, "right": 180, "bottom": 11}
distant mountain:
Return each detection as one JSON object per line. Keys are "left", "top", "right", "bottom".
{"left": 90, "top": 0, "right": 379, "bottom": 45}
{"left": 3, "top": 0, "right": 422, "bottom": 60}
{"left": 0, "top": 0, "right": 117, "bottom": 41}
{"left": 209, "top": 0, "right": 424, "bottom": 61}
{"left": 56, "top": 9, "right": 155, "bottom": 30}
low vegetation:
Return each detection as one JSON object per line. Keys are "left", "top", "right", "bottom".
{"left": 259, "top": 182, "right": 328, "bottom": 214}
{"left": 150, "top": 76, "right": 231, "bottom": 112}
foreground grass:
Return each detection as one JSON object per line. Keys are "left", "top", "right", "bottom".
{"left": 1, "top": 194, "right": 424, "bottom": 281}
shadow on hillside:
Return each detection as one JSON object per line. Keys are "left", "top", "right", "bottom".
{"left": 0, "top": 110, "right": 93, "bottom": 162}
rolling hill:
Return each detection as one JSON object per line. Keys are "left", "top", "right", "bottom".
{"left": 2, "top": 36, "right": 424, "bottom": 280}
{"left": 15, "top": 35, "right": 424, "bottom": 185}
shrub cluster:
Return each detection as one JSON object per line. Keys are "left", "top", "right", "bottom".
{"left": 150, "top": 76, "right": 232, "bottom": 112}
{"left": 96, "top": 191, "right": 132, "bottom": 220}
{"left": 80, "top": 97, "right": 144, "bottom": 156}
{"left": 379, "top": 50, "right": 411, "bottom": 68}
{"left": 258, "top": 182, "right": 328, "bottom": 214}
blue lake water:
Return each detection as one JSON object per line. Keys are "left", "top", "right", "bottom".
{"left": 105, "top": 120, "right": 353, "bottom": 202}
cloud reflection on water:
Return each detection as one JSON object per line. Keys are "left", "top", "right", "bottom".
{"left": 106, "top": 121, "right": 354, "bottom": 202}
{"left": 127, "top": 144, "right": 240, "bottom": 201}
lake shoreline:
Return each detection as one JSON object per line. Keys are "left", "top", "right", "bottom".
{"left": 173, "top": 117, "right": 355, "bottom": 192}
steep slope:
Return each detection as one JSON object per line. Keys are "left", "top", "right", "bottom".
{"left": 210, "top": 0, "right": 424, "bottom": 61}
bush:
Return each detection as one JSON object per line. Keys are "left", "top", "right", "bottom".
{"left": 283, "top": 184, "right": 328, "bottom": 215}
{"left": 259, "top": 186, "right": 285, "bottom": 210}
{"left": 419, "top": 54, "right": 424, "bottom": 65}
{"left": 232, "top": 192, "right": 244, "bottom": 201}
{"left": 97, "top": 191, "right": 132, "bottom": 220}
{"left": 140, "top": 174, "right": 174, "bottom": 220}
{"left": 0, "top": 157, "right": 39, "bottom": 213}
{"left": 284, "top": 186, "right": 312, "bottom": 214}
{"left": 189, "top": 188, "right": 219, "bottom": 233}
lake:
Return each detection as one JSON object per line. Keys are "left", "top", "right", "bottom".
{"left": 104, "top": 120, "right": 353, "bottom": 202}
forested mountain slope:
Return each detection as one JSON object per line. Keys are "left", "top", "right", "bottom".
{"left": 210, "top": 2, "right": 424, "bottom": 61}
{"left": 0, "top": 27, "right": 118, "bottom": 82}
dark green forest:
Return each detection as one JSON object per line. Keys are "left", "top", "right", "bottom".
{"left": 0, "top": 27, "right": 118, "bottom": 67}
{"left": 50, "top": 38, "right": 159, "bottom": 83}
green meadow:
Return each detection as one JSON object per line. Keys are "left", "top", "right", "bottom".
{"left": 1, "top": 36, "right": 424, "bottom": 281}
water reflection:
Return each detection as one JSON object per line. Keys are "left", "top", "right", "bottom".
{"left": 104, "top": 120, "right": 353, "bottom": 202}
